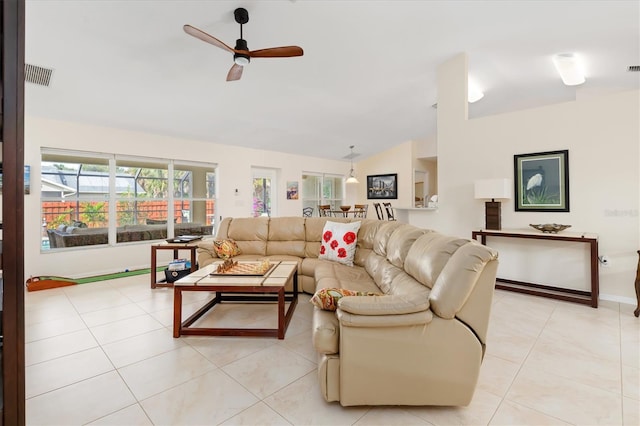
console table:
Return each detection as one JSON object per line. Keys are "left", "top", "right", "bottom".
{"left": 472, "top": 229, "right": 599, "bottom": 308}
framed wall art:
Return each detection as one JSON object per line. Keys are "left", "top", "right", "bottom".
{"left": 367, "top": 173, "right": 398, "bottom": 199}
{"left": 514, "top": 150, "right": 569, "bottom": 212}
{"left": 286, "top": 181, "right": 299, "bottom": 200}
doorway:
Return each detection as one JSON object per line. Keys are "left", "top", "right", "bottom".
{"left": 251, "top": 168, "right": 278, "bottom": 217}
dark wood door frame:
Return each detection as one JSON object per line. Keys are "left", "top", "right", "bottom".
{"left": 2, "top": 0, "right": 26, "bottom": 424}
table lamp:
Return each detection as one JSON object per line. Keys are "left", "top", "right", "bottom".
{"left": 474, "top": 179, "right": 511, "bottom": 230}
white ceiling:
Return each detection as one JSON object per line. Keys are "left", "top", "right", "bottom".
{"left": 25, "top": 1, "right": 640, "bottom": 161}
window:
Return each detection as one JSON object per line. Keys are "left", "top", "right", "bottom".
{"left": 302, "top": 173, "right": 345, "bottom": 215}
{"left": 174, "top": 160, "right": 216, "bottom": 235}
{"left": 252, "top": 168, "right": 277, "bottom": 217}
{"left": 41, "top": 149, "right": 216, "bottom": 250}
{"left": 41, "top": 152, "right": 111, "bottom": 249}
{"left": 114, "top": 157, "right": 169, "bottom": 229}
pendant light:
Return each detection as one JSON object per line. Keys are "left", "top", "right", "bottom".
{"left": 345, "top": 145, "right": 359, "bottom": 184}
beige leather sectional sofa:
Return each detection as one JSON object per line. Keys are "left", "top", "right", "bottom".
{"left": 196, "top": 216, "right": 499, "bottom": 406}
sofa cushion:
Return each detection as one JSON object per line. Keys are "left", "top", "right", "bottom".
{"left": 403, "top": 232, "right": 469, "bottom": 289}
{"left": 224, "top": 217, "right": 269, "bottom": 255}
{"left": 337, "top": 293, "right": 430, "bottom": 316}
{"left": 386, "top": 225, "right": 430, "bottom": 268}
{"left": 213, "top": 239, "right": 241, "bottom": 259}
{"left": 429, "top": 241, "right": 499, "bottom": 319}
{"left": 315, "top": 262, "right": 379, "bottom": 295}
{"left": 266, "top": 217, "right": 306, "bottom": 257}
{"left": 364, "top": 254, "right": 404, "bottom": 294}
{"left": 319, "top": 221, "right": 361, "bottom": 266}
{"left": 372, "top": 222, "right": 404, "bottom": 257}
{"left": 353, "top": 220, "right": 384, "bottom": 267}
{"left": 301, "top": 257, "right": 325, "bottom": 278}
{"left": 311, "top": 288, "right": 380, "bottom": 311}
{"left": 382, "top": 269, "right": 430, "bottom": 296}
{"left": 197, "top": 240, "right": 218, "bottom": 258}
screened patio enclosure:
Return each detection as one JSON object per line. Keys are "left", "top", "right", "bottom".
{"left": 40, "top": 152, "right": 216, "bottom": 249}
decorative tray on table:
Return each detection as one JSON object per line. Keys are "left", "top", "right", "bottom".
{"left": 529, "top": 223, "right": 572, "bottom": 233}
{"left": 210, "top": 259, "right": 278, "bottom": 276}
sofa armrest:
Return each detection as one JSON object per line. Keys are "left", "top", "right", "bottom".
{"left": 337, "top": 293, "right": 430, "bottom": 315}
{"left": 336, "top": 309, "right": 433, "bottom": 328}
{"left": 196, "top": 241, "right": 218, "bottom": 267}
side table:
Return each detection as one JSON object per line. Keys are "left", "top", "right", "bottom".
{"left": 150, "top": 242, "right": 199, "bottom": 289}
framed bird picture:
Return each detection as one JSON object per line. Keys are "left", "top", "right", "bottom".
{"left": 514, "top": 150, "right": 569, "bottom": 212}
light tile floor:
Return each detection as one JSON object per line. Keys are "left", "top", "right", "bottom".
{"left": 24, "top": 274, "right": 640, "bottom": 425}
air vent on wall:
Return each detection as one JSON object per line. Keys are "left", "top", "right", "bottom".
{"left": 628, "top": 65, "right": 640, "bottom": 72}
{"left": 25, "top": 63, "right": 54, "bottom": 86}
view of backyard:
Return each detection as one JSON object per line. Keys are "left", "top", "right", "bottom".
{"left": 40, "top": 153, "right": 216, "bottom": 249}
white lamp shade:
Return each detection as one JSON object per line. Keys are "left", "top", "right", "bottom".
{"left": 474, "top": 178, "right": 512, "bottom": 200}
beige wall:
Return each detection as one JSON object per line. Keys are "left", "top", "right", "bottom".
{"left": 355, "top": 141, "right": 414, "bottom": 209}
{"left": 24, "top": 61, "right": 640, "bottom": 302}
{"left": 25, "top": 116, "right": 349, "bottom": 279}
{"left": 405, "top": 53, "right": 639, "bottom": 302}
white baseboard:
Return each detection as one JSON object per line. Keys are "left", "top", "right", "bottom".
{"left": 599, "top": 293, "right": 637, "bottom": 306}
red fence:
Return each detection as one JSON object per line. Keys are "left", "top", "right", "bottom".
{"left": 42, "top": 200, "right": 215, "bottom": 229}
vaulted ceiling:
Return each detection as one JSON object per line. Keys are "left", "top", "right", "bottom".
{"left": 25, "top": 1, "right": 640, "bottom": 161}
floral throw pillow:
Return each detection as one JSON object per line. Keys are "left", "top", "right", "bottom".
{"left": 310, "top": 288, "right": 380, "bottom": 311}
{"left": 318, "top": 221, "right": 361, "bottom": 266}
{"left": 212, "top": 239, "right": 241, "bottom": 260}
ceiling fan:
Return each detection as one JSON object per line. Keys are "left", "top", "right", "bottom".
{"left": 184, "top": 7, "right": 304, "bottom": 82}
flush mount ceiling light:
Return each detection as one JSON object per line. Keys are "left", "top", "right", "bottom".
{"left": 468, "top": 78, "right": 484, "bottom": 103}
{"left": 431, "top": 78, "right": 484, "bottom": 108}
{"left": 345, "top": 145, "right": 359, "bottom": 184}
{"left": 553, "top": 53, "right": 586, "bottom": 86}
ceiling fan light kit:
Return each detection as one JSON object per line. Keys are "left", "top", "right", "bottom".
{"left": 233, "top": 39, "right": 250, "bottom": 66}
{"left": 184, "top": 7, "right": 304, "bottom": 81}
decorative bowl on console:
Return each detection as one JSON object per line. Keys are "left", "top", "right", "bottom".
{"left": 340, "top": 205, "right": 351, "bottom": 212}
{"left": 529, "top": 223, "right": 571, "bottom": 233}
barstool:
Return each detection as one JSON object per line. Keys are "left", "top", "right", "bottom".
{"left": 383, "top": 202, "right": 396, "bottom": 221}
{"left": 373, "top": 203, "right": 384, "bottom": 220}
{"left": 354, "top": 204, "right": 368, "bottom": 218}
{"left": 318, "top": 205, "right": 331, "bottom": 217}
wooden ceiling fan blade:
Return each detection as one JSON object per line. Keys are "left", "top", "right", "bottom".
{"left": 184, "top": 24, "right": 235, "bottom": 53}
{"left": 226, "top": 64, "right": 243, "bottom": 81}
{"left": 249, "top": 46, "right": 304, "bottom": 58}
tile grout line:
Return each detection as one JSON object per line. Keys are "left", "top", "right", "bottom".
{"left": 485, "top": 298, "right": 563, "bottom": 425}
{"left": 40, "top": 279, "right": 161, "bottom": 424}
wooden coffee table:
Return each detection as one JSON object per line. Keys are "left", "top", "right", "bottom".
{"left": 172, "top": 261, "right": 298, "bottom": 339}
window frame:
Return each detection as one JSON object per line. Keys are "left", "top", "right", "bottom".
{"left": 40, "top": 149, "right": 217, "bottom": 251}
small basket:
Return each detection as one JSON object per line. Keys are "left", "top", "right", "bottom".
{"left": 164, "top": 268, "right": 190, "bottom": 283}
